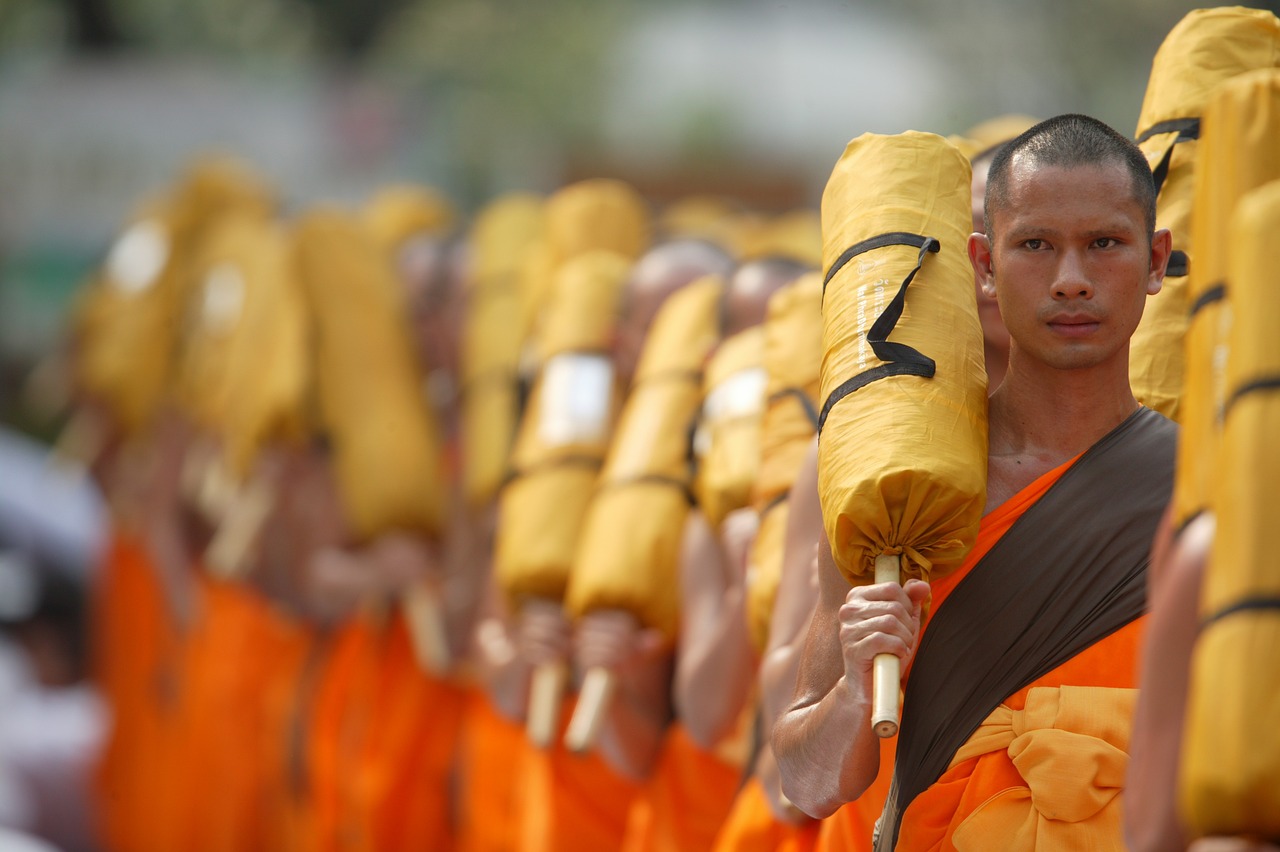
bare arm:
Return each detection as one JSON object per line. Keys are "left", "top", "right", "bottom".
{"left": 772, "top": 452, "right": 929, "bottom": 818}
{"left": 1125, "top": 510, "right": 1213, "bottom": 852}
{"left": 575, "top": 609, "right": 673, "bottom": 781}
{"left": 674, "top": 508, "right": 757, "bottom": 749}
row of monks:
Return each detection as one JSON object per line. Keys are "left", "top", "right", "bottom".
{"left": 61, "top": 6, "right": 1280, "bottom": 851}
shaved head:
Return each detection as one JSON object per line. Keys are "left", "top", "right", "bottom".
{"left": 724, "top": 256, "right": 813, "bottom": 336}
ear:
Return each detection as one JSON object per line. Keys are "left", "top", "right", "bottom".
{"left": 1147, "top": 228, "right": 1173, "bottom": 296}
{"left": 968, "top": 233, "right": 996, "bottom": 299}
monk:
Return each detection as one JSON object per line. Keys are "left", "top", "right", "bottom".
{"left": 775, "top": 114, "right": 1176, "bottom": 851}
{"left": 502, "top": 236, "right": 735, "bottom": 852}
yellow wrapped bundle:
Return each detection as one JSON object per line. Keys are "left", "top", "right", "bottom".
{"left": 1129, "top": 7, "right": 1280, "bottom": 422}
{"left": 741, "top": 209, "right": 823, "bottom": 266}
{"left": 819, "top": 132, "right": 987, "bottom": 735}
{"left": 658, "top": 195, "right": 746, "bottom": 256}
{"left": 461, "top": 196, "right": 547, "bottom": 507}
{"left": 745, "top": 272, "right": 823, "bottom": 652}
{"left": 692, "top": 327, "right": 767, "bottom": 530}
{"left": 362, "top": 184, "right": 456, "bottom": 253}
{"left": 1173, "top": 68, "right": 1280, "bottom": 530}
{"left": 1180, "top": 179, "right": 1280, "bottom": 840}
{"left": 291, "top": 208, "right": 445, "bottom": 541}
{"left": 566, "top": 274, "right": 726, "bottom": 641}
{"left": 962, "top": 114, "right": 1040, "bottom": 159}
{"left": 494, "top": 251, "right": 633, "bottom": 604}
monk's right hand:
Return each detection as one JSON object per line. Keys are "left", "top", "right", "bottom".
{"left": 516, "top": 597, "right": 572, "bottom": 667}
{"left": 838, "top": 578, "right": 930, "bottom": 696}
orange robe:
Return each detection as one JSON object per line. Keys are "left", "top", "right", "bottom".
{"left": 711, "top": 776, "right": 820, "bottom": 852}
{"left": 622, "top": 723, "right": 742, "bottom": 852}
{"left": 516, "top": 699, "right": 643, "bottom": 852}
{"left": 893, "top": 456, "right": 1148, "bottom": 851}
{"left": 309, "top": 610, "right": 467, "bottom": 852}
{"left": 812, "top": 735, "right": 897, "bottom": 852}
{"left": 456, "top": 690, "right": 526, "bottom": 852}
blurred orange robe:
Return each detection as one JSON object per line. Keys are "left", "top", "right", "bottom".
{"left": 516, "top": 699, "right": 642, "bottom": 852}
{"left": 456, "top": 690, "right": 526, "bottom": 852}
{"left": 891, "top": 455, "right": 1148, "bottom": 851}
{"left": 711, "top": 775, "right": 820, "bottom": 852}
{"left": 622, "top": 723, "right": 742, "bottom": 852}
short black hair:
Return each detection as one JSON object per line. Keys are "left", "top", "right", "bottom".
{"left": 984, "top": 113, "right": 1157, "bottom": 241}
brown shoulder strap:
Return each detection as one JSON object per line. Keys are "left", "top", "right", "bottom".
{"left": 877, "top": 406, "right": 1177, "bottom": 850}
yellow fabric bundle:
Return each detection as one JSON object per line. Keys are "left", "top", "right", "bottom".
{"left": 745, "top": 272, "right": 822, "bottom": 652}
{"left": 1129, "top": 7, "right": 1280, "bottom": 422}
{"left": 362, "top": 184, "right": 456, "bottom": 253}
{"left": 461, "top": 195, "right": 546, "bottom": 508}
{"left": 741, "top": 210, "right": 823, "bottom": 266}
{"left": 658, "top": 195, "right": 746, "bottom": 255}
{"left": 291, "top": 208, "right": 445, "bottom": 541}
{"left": 494, "top": 251, "right": 633, "bottom": 603}
{"left": 1180, "top": 179, "right": 1280, "bottom": 839}
{"left": 692, "top": 327, "right": 767, "bottom": 530}
{"left": 180, "top": 215, "right": 309, "bottom": 480}
{"left": 818, "top": 131, "right": 987, "bottom": 585}
{"left": 963, "top": 114, "right": 1040, "bottom": 158}
{"left": 1173, "top": 68, "right": 1280, "bottom": 529}
{"left": 565, "top": 275, "right": 725, "bottom": 640}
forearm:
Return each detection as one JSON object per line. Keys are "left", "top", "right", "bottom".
{"left": 773, "top": 674, "right": 880, "bottom": 818}
{"left": 674, "top": 582, "right": 756, "bottom": 749}
{"left": 595, "top": 652, "right": 674, "bottom": 782}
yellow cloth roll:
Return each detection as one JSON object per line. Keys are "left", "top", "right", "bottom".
{"left": 566, "top": 275, "right": 725, "bottom": 641}
{"left": 362, "top": 184, "right": 456, "bottom": 253}
{"left": 1129, "top": 7, "right": 1280, "bottom": 422}
{"left": 658, "top": 195, "right": 746, "bottom": 255}
{"left": 1179, "top": 179, "right": 1280, "bottom": 840}
{"left": 495, "top": 251, "right": 633, "bottom": 603}
{"left": 1173, "top": 67, "right": 1280, "bottom": 529}
{"left": 177, "top": 214, "right": 308, "bottom": 479}
{"left": 744, "top": 272, "right": 822, "bottom": 652}
{"left": 740, "top": 210, "right": 823, "bottom": 266}
{"left": 291, "top": 208, "right": 445, "bottom": 540}
{"left": 461, "top": 195, "right": 546, "bottom": 507}
{"left": 818, "top": 131, "right": 987, "bottom": 585}
{"left": 962, "top": 115, "right": 1040, "bottom": 157}
{"left": 692, "top": 327, "right": 767, "bottom": 530}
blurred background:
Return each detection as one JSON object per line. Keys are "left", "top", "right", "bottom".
{"left": 3, "top": 0, "right": 1279, "bottom": 418}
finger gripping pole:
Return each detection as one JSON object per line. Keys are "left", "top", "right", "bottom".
{"left": 871, "top": 554, "right": 901, "bottom": 738}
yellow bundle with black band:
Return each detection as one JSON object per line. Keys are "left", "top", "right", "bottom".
{"left": 291, "top": 208, "right": 445, "bottom": 541}
{"left": 692, "top": 327, "right": 767, "bottom": 530}
{"left": 494, "top": 251, "right": 633, "bottom": 604}
{"left": 566, "top": 274, "right": 726, "bottom": 639}
{"left": 1129, "top": 7, "right": 1280, "bottom": 422}
{"left": 362, "top": 184, "right": 455, "bottom": 253}
{"left": 1180, "top": 179, "right": 1280, "bottom": 840}
{"left": 461, "top": 195, "right": 546, "bottom": 508}
{"left": 819, "top": 131, "right": 987, "bottom": 736}
{"left": 1173, "top": 68, "right": 1280, "bottom": 530}
{"left": 745, "top": 272, "right": 822, "bottom": 653}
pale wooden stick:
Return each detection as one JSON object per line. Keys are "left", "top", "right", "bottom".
{"left": 871, "top": 554, "right": 902, "bottom": 738}
{"left": 403, "top": 579, "right": 451, "bottom": 675}
{"left": 527, "top": 662, "right": 569, "bottom": 748}
{"left": 564, "top": 667, "right": 616, "bottom": 753}
{"left": 205, "top": 479, "right": 274, "bottom": 580}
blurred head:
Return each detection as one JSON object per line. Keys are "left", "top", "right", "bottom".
{"left": 723, "top": 256, "right": 813, "bottom": 336}
{"left": 613, "top": 238, "right": 735, "bottom": 383}
{"left": 397, "top": 233, "right": 470, "bottom": 383}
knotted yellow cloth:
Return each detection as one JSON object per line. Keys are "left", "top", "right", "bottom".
{"left": 947, "top": 686, "right": 1136, "bottom": 852}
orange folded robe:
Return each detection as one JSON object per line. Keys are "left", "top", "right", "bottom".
{"left": 456, "top": 689, "right": 526, "bottom": 852}
{"left": 812, "top": 736, "right": 897, "bottom": 852}
{"left": 623, "top": 723, "right": 742, "bottom": 852}
{"left": 711, "top": 776, "right": 820, "bottom": 852}
{"left": 517, "top": 699, "right": 643, "bottom": 852}
{"left": 892, "top": 455, "right": 1149, "bottom": 851}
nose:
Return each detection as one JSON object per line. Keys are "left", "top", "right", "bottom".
{"left": 1052, "top": 248, "right": 1093, "bottom": 300}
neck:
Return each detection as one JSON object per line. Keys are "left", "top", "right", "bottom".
{"left": 983, "top": 340, "right": 1009, "bottom": 394}
{"left": 988, "top": 346, "right": 1138, "bottom": 466}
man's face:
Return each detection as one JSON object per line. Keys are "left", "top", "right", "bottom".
{"left": 972, "top": 158, "right": 1167, "bottom": 373}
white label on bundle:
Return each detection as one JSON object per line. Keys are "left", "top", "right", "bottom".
{"left": 539, "top": 353, "right": 614, "bottom": 447}
{"left": 105, "top": 220, "right": 170, "bottom": 296}
{"left": 694, "top": 367, "right": 767, "bottom": 458}
{"left": 199, "top": 263, "right": 246, "bottom": 334}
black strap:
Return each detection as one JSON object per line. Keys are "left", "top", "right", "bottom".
{"left": 1166, "top": 250, "right": 1189, "bottom": 278}
{"left": 1225, "top": 375, "right": 1280, "bottom": 418}
{"left": 879, "top": 406, "right": 1177, "bottom": 850}
{"left": 759, "top": 491, "right": 790, "bottom": 519}
{"left": 597, "top": 473, "right": 696, "bottom": 507}
{"left": 818, "top": 235, "right": 941, "bottom": 434}
{"left": 768, "top": 387, "right": 820, "bottom": 430}
{"left": 1139, "top": 118, "right": 1200, "bottom": 199}
{"left": 1203, "top": 596, "right": 1280, "bottom": 628}
{"left": 1189, "top": 283, "right": 1226, "bottom": 319}
{"left": 500, "top": 454, "right": 603, "bottom": 490}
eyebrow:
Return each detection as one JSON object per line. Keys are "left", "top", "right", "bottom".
{"left": 1004, "top": 221, "right": 1141, "bottom": 242}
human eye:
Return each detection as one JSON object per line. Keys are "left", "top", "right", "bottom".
{"left": 1092, "top": 237, "right": 1118, "bottom": 249}
{"left": 1022, "top": 238, "right": 1045, "bottom": 250}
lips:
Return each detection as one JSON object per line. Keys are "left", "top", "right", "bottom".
{"left": 1046, "top": 313, "right": 1101, "bottom": 337}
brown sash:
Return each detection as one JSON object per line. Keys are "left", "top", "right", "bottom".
{"left": 877, "top": 406, "right": 1176, "bottom": 850}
